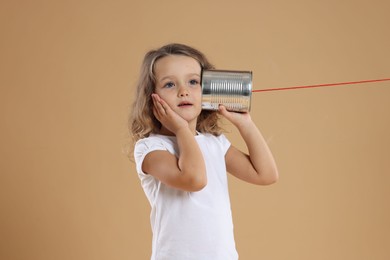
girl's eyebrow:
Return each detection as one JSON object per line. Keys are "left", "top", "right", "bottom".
{"left": 158, "top": 73, "right": 200, "bottom": 82}
{"left": 158, "top": 75, "right": 173, "bottom": 82}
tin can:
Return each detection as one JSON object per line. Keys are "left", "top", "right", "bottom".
{"left": 201, "top": 69, "right": 252, "bottom": 112}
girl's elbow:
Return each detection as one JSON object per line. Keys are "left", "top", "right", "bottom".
{"left": 189, "top": 175, "right": 207, "bottom": 191}
{"left": 180, "top": 172, "right": 207, "bottom": 192}
{"left": 256, "top": 169, "right": 279, "bottom": 185}
{"left": 267, "top": 166, "right": 279, "bottom": 184}
{"left": 188, "top": 180, "right": 207, "bottom": 191}
{"left": 266, "top": 174, "right": 279, "bottom": 185}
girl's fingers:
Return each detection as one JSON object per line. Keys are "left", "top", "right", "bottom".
{"left": 152, "top": 94, "right": 174, "bottom": 122}
{"left": 218, "top": 104, "right": 252, "bottom": 126}
{"left": 218, "top": 105, "right": 229, "bottom": 117}
{"left": 151, "top": 93, "right": 189, "bottom": 133}
{"left": 152, "top": 94, "right": 166, "bottom": 114}
{"left": 218, "top": 105, "right": 234, "bottom": 121}
{"left": 157, "top": 95, "right": 173, "bottom": 115}
{"left": 152, "top": 95, "right": 162, "bottom": 120}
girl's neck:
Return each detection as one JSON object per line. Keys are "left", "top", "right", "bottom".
{"left": 159, "top": 125, "right": 197, "bottom": 136}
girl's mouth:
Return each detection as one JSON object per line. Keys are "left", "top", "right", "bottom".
{"left": 178, "top": 102, "right": 193, "bottom": 107}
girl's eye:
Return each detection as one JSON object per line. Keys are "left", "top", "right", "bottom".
{"left": 164, "top": 82, "right": 175, "bottom": 88}
{"left": 189, "top": 79, "right": 199, "bottom": 85}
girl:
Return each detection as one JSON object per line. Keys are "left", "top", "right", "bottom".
{"left": 129, "top": 43, "right": 278, "bottom": 260}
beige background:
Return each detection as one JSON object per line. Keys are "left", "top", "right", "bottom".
{"left": 1, "top": 0, "right": 390, "bottom": 259}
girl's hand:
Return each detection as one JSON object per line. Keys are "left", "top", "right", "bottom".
{"left": 218, "top": 105, "right": 253, "bottom": 129}
{"left": 152, "top": 94, "right": 189, "bottom": 134}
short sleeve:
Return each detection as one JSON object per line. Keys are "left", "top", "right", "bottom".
{"left": 216, "top": 134, "right": 231, "bottom": 154}
{"left": 134, "top": 137, "right": 168, "bottom": 176}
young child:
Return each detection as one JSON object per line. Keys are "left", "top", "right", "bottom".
{"left": 129, "top": 43, "right": 278, "bottom": 260}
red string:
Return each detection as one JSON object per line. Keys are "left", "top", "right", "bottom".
{"left": 252, "top": 78, "right": 390, "bottom": 93}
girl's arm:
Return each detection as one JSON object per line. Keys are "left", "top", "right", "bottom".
{"left": 219, "top": 105, "right": 279, "bottom": 185}
{"left": 141, "top": 94, "right": 207, "bottom": 192}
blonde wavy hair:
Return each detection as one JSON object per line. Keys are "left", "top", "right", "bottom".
{"left": 128, "top": 43, "right": 223, "bottom": 144}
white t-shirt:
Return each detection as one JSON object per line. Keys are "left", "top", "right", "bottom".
{"left": 134, "top": 132, "right": 238, "bottom": 260}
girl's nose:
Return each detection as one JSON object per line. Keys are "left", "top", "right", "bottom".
{"left": 178, "top": 85, "right": 189, "bottom": 97}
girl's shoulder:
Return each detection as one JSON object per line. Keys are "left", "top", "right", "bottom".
{"left": 134, "top": 133, "right": 177, "bottom": 157}
{"left": 135, "top": 133, "right": 175, "bottom": 145}
{"left": 135, "top": 132, "right": 230, "bottom": 154}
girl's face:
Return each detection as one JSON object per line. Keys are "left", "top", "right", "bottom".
{"left": 154, "top": 55, "right": 202, "bottom": 126}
